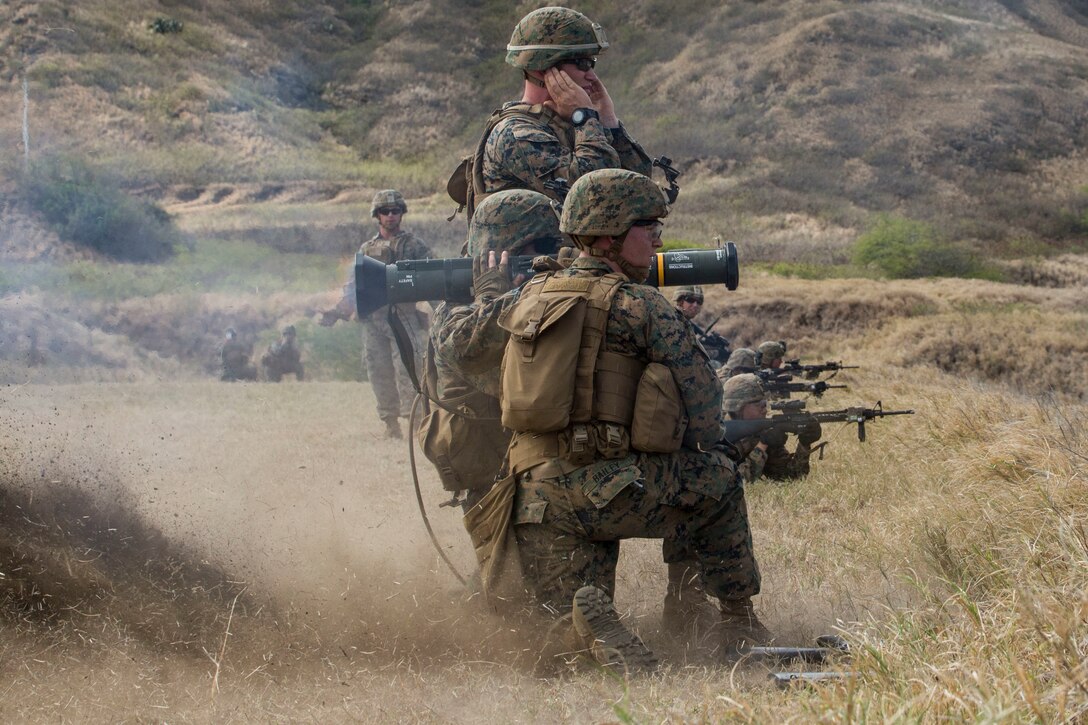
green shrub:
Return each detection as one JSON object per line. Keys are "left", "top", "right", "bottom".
{"left": 149, "top": 18, "right": 183, "bottom": 34}
{"left": 23, "top": 155, "right": 181, "bottom": 262}
{"left": 852, "top": 215, "right": 989, "bottom": 279}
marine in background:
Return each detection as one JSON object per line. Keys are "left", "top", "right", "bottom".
{"left": 261, "top": 325, "right": 304, "bottom": 382}
{"left": 479, "top": 7, "right": 652, "bottom": 204}
{"left": 719, "top": 347, "right": 758, "bottom": 380}
{"left": 757, "top": 340, "right": 787, "bottom": 370}
{"left": 220, "top": 327, "right": 257, "bottom": 382}
{"left": 321, "top": 189, "right": 432, "bottom": 439}
{"left": 721, "top": 373, "right": 821, "bottom": 484}
{"left": 672, "top": 285, "right": 730, "bottom": 368}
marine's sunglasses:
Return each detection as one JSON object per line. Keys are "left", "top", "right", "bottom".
{"left": 631, "top": 219, "right": 661, "bottom": 227}
{"left": 566, "top": 57, "right": 597, "bottom": 72}
{"left": 680, "top": 295, "right": 704, "bottom": 305}
{"left": 377, "top": 207, "right": 403, "bottom": 215}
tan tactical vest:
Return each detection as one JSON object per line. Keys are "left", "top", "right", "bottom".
{"left": 361, "top": 233, "right": 410, "bottom": 265}
{"left": 447, "top": 103, "right": 573, "bottom": 220}
{"left": 499, "top": 272, "right": 687, "bottom": 474}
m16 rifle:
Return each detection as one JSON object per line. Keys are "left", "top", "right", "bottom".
{"left": 722, "top": 401, "right": 914, "bottom": 444}
{"left": 781, "top": 359, "right": 860, "bottom": 380}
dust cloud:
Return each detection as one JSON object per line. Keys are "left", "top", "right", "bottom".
{"left": 0, "top": 382, "right": 538, "bottom": 699}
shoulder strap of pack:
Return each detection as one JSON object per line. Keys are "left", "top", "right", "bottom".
{"left": 469, "top": 104, "right": 555, "bottom": 215}
{"left": 572, "top": 273, "right": 628, "bottom": 422}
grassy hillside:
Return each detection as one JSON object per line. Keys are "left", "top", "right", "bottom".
{"left": 1, "top": 0, "right": 1087, "bottom": 257}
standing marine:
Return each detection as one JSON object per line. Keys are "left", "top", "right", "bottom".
{"left": 451, "top": 7, "right": 652, "bottom": 218}
{"left": 479, "top": 169, "right": 769, "bottom": 671}
{"left": 321, "top": 189, "right": 432, "bottom": 438}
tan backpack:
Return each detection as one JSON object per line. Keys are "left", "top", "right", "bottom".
{"left": 498, "top": 272, "right": 627, "bottom": 432}
{"left": 415, "top": 340, "right": 507, "bottom": 492}
{"left": 500, "top": 272, "right": 690, "bottom": 470}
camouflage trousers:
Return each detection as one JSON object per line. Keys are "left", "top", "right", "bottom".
{"left": 513, "top": 447, "right": 761, "bottom": 613}
{"left": 361, "top": 304, "right": 425, "bottom": 422}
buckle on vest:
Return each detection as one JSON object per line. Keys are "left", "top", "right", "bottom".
{"left": 605, "top": 423, "right": 623, "bottom": 447}
{"left": 571, "top": 424, "right": 589, "bottom": 453}
{"left": 522, "top": 318, "right": 541, "bottom": 339}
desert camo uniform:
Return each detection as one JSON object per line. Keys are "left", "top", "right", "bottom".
{"left": 359, "top": 230, "right": 429, "bottom": 424}
{"left": 481, "top": 6, "right": 652, "bottom": 201}
{"left": 322, "top": 190, "right": 432, "bottom": 436}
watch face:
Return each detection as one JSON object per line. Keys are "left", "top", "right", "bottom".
{"left": 572, "top": 109, "right": 586, "bottom": 125}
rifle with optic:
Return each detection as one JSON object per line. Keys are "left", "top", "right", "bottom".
{"left": 722, "top": 401, "right": 914, "bottom": 444}
{"left": 780, "top": 359, "right": 859, "bottom": 380}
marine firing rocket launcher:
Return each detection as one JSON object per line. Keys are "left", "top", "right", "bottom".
{"left": 353, "top": 245, "right": 740, "bottom": 317}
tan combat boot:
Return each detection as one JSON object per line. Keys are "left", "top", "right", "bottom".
{"left": 383, "top": 417, "right": 402, "bottom": 439}
{"left": 661, "top": 563, "right": 718, "bottom": 640}
{"left": 719, "top": 597, "right": 773, "bottom": 652}
{"left": 572, "top": 585, "right": 659, "bottom": 674}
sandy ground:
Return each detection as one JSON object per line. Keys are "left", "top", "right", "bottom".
{"left": 0, "top": 380, "right": 884, "bottom": 722}
{"left": 2, "top": 378, "right": 918, "bottom": 718}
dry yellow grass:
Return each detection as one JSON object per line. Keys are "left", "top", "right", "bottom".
{"left": 1, "top": 364, "right": 1085, "bottom": 721}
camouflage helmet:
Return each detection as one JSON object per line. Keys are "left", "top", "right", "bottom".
{"left": 506, "top": 7, "right": 609, "bottom": 71}
{"left": 467, "top": 189, "right": 565, "bottom": 257}
{"left": 283, "top": 325, "right": 296, "bottom": 337}
{"left": 726, "top": 347, "right": 758, "bottom": 371}
{"left": 757, "top": 340, "right": 787, "bottom": 364}
{"left": 371, "top": 189, "right": 407, "bottom": 218}
{"left": 560, "top": 169, "right": 669, "bottom": 240}
{"left": 225, "top": 327, "right": 237, "bottom": 339}
{"left": 721, "top": 373, "right": 766, "bottom": 415}
{"left": 672, "top": 285, "right": 704, "bottom": 302}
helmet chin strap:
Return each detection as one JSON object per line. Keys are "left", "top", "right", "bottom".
{"left": 579, "top": 234, "right": 649, "bottom": 283}
{"left": 524, "top": 71, "right": 546, "bottom": 88}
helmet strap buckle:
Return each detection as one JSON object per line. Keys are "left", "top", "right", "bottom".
{"left": 524, "top": 70, "right": 546, "bottom": 88}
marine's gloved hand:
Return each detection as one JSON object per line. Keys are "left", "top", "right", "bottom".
{"left": 472, "top": 251, "right": 511, "bottom": 302}
{"left": 797, "top": 418, "right": 822, "bottom": 445}
{"left": 759, "top": 425, "right": 788, "bottom": 448}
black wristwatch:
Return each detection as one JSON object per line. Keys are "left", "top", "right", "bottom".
{"left": 570, "top": 107, "right": 600, "bottom": 127}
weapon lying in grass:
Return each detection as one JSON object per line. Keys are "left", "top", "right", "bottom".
{"left": 780, "top": 359, "right": 859, "bottom": 380}
{"left": 740, "top": 635, "right": 853, "bottom": 687}
{"left": 722, "top": 401, "right": 915, "bottom": 443}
